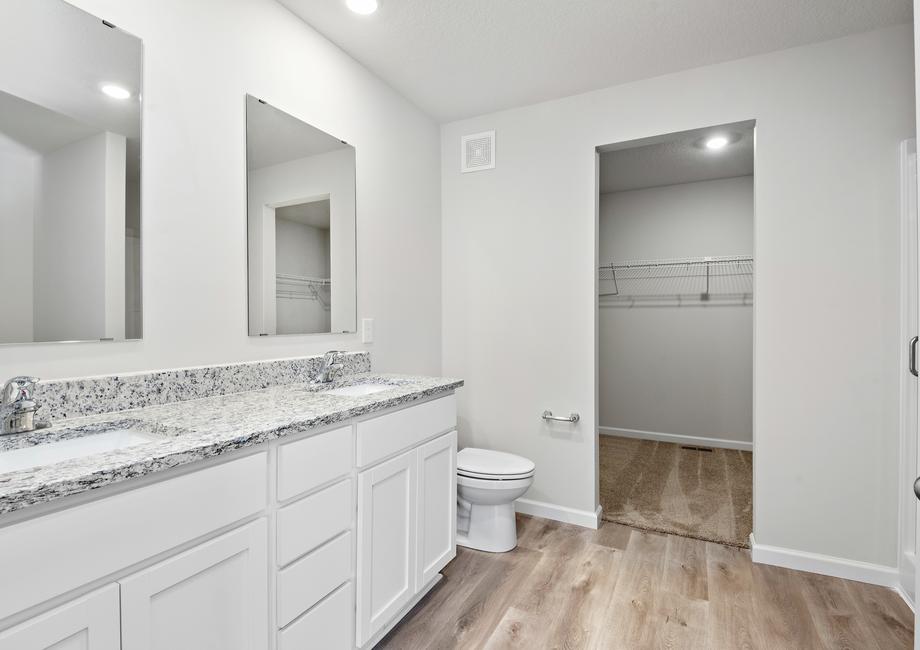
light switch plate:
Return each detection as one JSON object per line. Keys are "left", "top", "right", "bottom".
{"left": 362, "top": 318, "right": 374, "bottom": 343}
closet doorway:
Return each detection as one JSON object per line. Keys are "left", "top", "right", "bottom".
{"left": 595, "top": 121, "right": 754, "bottom": 548}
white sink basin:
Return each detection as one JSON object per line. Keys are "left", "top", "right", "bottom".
{"left": 325, "top": 383, "right": 392, "bottom": 397}
{"left": 0, "top": 429, "right": 158, "bottom": 474}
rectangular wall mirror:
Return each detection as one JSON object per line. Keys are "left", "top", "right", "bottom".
{"left": 246, "top": 96, "right": 357, "bottom": 336}
{"left": 0, "top": 0, "right": 143, "bottom": 344}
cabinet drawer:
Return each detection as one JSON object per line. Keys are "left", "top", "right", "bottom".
{"left": 356, "top": 394, "right": 456, "bottom": 468}
{"left": 277, "top": 426, "right": 352, "bottom": 502}
{"left": 278, "top": 582, "right": 353, "bottom": 650}
{"left": 277, "top": 532, "right": 351, "bottom": 628}
{"left": 277, "top": 479, "right": 352, "bottom": 566}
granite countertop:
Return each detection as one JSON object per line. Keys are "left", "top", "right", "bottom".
{"left": 0, "top": 373, "right": 463, "bottom": 516}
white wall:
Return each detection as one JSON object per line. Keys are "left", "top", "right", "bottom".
{"left": 598, "top": 176, "right": 753, "bottom": 444}
{"left": 248, "top": 147, "right": 356, "bottom": 336}
{"left": 598, "top": 176, "right": 754, "bottom": 260}
{"left": 34, "top": 131, "right": 125, "bottom": 343}
{"left": 0, "top": 135, "right": 36, "bottom": 344}
{"left": 442, "top": 26, "right": 914, "bottom": 566}
{"left": 275, "top": 217, "right": 331, "bottom": 334}
{"left": 0, "top": 0, "right": 441, "bottom": 377}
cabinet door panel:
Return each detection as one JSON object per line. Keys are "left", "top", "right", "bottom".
{"left": 356, "top": 450, "right": 416, "bottom": 646}
{"left": 416, "top": 431, "right": 457, "bottom": 587}
{"left": 120, "top": 519, "right": 268, "bottom": 650}
{"left": 0, "top": 584, "right": 119, "bottom": 650}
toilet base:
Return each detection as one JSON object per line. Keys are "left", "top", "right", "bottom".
{"left": 456, "top": 501, "right": 517, "bottom": 553}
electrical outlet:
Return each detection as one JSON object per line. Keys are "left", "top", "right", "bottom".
{"left": 362, "top": 318, "right": 374, "bottom": 344}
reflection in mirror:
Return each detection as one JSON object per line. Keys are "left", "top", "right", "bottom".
{"left": 0, "top": 0, "right": 143, "bottom": 344}
{"left": 247, "top": 96, "right": 357, "bottom": 336}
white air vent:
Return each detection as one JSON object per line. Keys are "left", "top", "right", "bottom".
{"left": 461, "top": 130, "right": 495, "bottom": 173}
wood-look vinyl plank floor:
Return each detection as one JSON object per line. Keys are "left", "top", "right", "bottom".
{"left": 378, "top": 514, "right": 913, "bottom": 650}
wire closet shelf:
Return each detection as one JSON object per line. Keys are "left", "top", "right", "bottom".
{"left": 276, "top": 273, "right": 331, "bottom": 311}
{"left": 598, "top": 255, "right": 753, "bottom": 305}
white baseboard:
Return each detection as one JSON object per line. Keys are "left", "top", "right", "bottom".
{"left": 599, "top": 426, "right": 753, "bottom": 452}
{"left": 892, "top": 582, "right": 916, "bottom": 613}
{"left": 515, "top": 498, "right": 602, "bottom": 530}
{"left": 750, "top": 534, "right": 900, "bottom": 588}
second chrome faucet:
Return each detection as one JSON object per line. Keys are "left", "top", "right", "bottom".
{"left": 312, "top": 351, "right": 345, "bottom": 384}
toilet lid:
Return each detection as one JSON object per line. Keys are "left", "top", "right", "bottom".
{"left": 457, "top": 448, "right": 535, "bottom": 479}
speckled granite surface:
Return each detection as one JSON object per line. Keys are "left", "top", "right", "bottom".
{"left": 0, "top": 371, "right": 462, "bottom": 516}
{"left": 34, "top": 351, "right": 372, "bottom": 420}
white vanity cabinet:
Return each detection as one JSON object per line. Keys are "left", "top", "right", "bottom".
{"left": 0, "top": 391, "right": 458, "bottom": 650}
{"left": 0, "top": 585, "right": 120, "bottom": 650}
{"left": 354, "top": 396, "right": 458, "bottom": 647}
{"left": 354, "top": 431, "right": 457, "bottom": 647}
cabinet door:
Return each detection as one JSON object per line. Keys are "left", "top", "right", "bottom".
{"left": 416, "top": 431, "right": 457, "bottom": 587}
{"left": 356, "top": 450, "right": 417, "bottom": 647}
{"left": 0, "top": 584, "right": 119, "bottom": 650}
{"left": 120, "top": 519, "right": 268, "bottom": 650}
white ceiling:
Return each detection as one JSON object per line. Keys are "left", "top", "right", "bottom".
{"left": 599, "top": 121, "right": 754, "bottom": 193}
{"left": 247, "top": 95, "right": 351, "bottom": 170}
{"left": 276, "top": 199, "right": 331, "bottom": 229}
{"left": 278, "top": 0, "right": 911, "bottom": 121}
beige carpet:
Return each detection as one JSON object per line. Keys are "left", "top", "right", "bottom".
{"left": 599, "top": 434, "right": 753, "bottom": 548}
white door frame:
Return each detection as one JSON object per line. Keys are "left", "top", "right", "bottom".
{"left": 898, "top": 137, "right": 918, "bottom": 609}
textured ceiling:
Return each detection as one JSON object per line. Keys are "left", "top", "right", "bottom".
{"left": 278, "top": 0, "right": 911, "bottom": 121}
{"left": 599, "top": 122, "right": 755, "bottom": 193}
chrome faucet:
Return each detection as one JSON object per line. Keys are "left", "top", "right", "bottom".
{"left": 1, "top": 376, "right": 47, "bottom": 435}
{"left": 312, "top": 351, "right": 345, "bottom": 384}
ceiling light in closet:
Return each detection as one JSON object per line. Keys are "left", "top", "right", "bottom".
{"left": 346, "top": 0, "right": 378, "bottom": 15}
{"left": 101, "top": 84, "right": 131, "bottom": 100}
{"left": 704, "top": 135, "right": 729, "bottom": 150}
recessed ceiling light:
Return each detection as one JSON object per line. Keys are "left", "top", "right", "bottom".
{"left": 346, "top": 0, "right": 378, "bottom": 14}
{"left": 101, "top": 84, "right": 131, "bottom": 100}
{"left": 705, "top": 135, "right": 729, "bottom": 150}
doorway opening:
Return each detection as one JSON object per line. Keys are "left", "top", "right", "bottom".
{"left": 273, "top": 197, "right": 332, "bottom": 335}
{"left": 595, "top": 120, "right": 755, "bottom": 547}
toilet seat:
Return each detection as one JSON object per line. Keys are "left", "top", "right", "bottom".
{"left": 457, "top": 448, "right": 535, "bottom": 481}
{"left": 457, "top": 468, "right": 534, "bottom": 481}
{"left": 457, "top": 474, "right": 533, "bottom": 489}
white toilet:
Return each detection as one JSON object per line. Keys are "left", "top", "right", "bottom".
{"left": 456, "top": 448, "right": 535, "bottom": 553}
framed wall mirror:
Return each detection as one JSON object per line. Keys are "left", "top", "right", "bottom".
{"left": 246, "top": 96, "right": 357, "bottom": 336}
{"left": 0, "top": 0, "right": 143, "bottom": 344}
